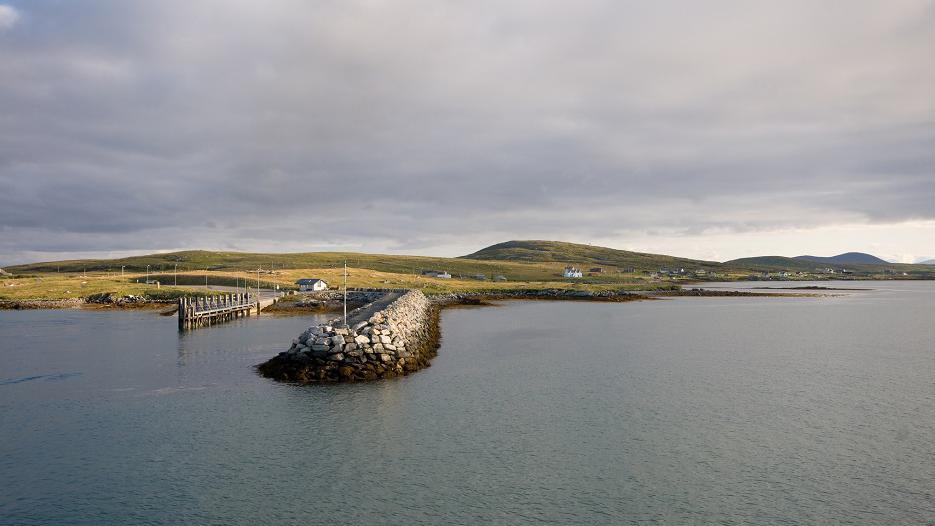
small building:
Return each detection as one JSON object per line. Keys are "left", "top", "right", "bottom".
{"left": 421, "top": 270, "right": 452, "bottom": 279}
{"left": 563, "top": 266, "right": 583, "bottom": 278}
{"left": 589, "top": 267, "right": 604, "bottom": 273}
{"left": 494, "top": 275, "right": 507, "bottom": 281}
{"left": 296, "top": 278, "right": 328, "bottom": 292}
{"left": 471, "top": 274, "right": 487, "bottom": 280}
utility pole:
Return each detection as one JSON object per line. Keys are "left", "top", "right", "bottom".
{"left": 121, "top": 266, "right": 125, "bottom": 277}
{"left": 146, "top": 265, "right": 149, "bottom": 284}
{"left": 343, "top": 260, "right": 348, "bottom": 327}
{"left": 174, "top": 263, "right": 177, "bottom": 286}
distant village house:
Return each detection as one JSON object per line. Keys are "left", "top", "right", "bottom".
{"left": 296, "top": 278, "right": 328, "bottom": 291}
{"left": 421, "top": 270, "right": 452, "bottom": 279}
{"left": 563, "top": 266, "right": 583, "bottom": 278}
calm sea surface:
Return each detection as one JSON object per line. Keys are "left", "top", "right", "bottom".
{"left": 2, "top": 282, "right": 934, "bottom": 524}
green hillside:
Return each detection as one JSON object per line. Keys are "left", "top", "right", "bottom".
{"left": 725, "top": 255, "right": 935, "bottom": 278}
{"left": 461, "top": 240, "right": 723, "bottom": 271}
{"left": 8, "top": 241, "right": 935, "bottom": 283}
{"left": 6, "top": 249, "right": 565, "bottom": 282}
{"left": 724, "top": 256, "right": 817, "bottom": 271}
{"left": 795, "top": 252, "right": 889, "bottom": 265}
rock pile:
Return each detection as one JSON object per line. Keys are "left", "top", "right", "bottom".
{"left": 85, "top": 292, "right": 152, "bottom": 305}
{"left": 258, "top": 290, "right": 440, "bottom": 383}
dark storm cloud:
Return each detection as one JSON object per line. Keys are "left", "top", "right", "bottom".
{"left": 1, "top": 0, "right": 934, "bottom": 264}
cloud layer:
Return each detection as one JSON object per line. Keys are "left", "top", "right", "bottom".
{"left": 2, "top": 0, "right": 934, "bottom": 265}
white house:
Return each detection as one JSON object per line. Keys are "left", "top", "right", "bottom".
{"left": 563, "top": 266, "right": 583, "bottom": 278}
{"left": 296, "top": 278, "right": 328, "bottom": 292}
{"left": 421, "top": 270, "right": 452, "bottom": 279}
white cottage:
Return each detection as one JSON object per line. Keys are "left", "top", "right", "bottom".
{"left": 296, "top": 278, "right": 328, "bottom": 292}
{"left": 563, "top": 266, "right": 583, "bottom": 278}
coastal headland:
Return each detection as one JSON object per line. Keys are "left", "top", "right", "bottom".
{"left": 4, "top": 240, "right": 930, "bottom": 310}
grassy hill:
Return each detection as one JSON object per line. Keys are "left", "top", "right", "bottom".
{"left": 461, "top": 240, "right": 723, "bottom": 271}
{"left": 7, "top": 249, "right": 542, "bottom": 278}
{"left": 723, "top": 256, "right": 817, "bottom": 272}
{"left": 7, "top": 242, "right": 935, "bottom": 301}
{"left": 725, "top": 255, "right": 935, "bottom": 278}
{"left": 795, "top": 252, "right": 889, "bottom": 265}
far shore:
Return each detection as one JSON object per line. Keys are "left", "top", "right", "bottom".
{"left": 1, "top": 286, "right": 829, "bottom": 312}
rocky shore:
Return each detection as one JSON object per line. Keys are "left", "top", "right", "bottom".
{"left": 429, "top": 288, "right": 652, "bottom": 305}
{"left": 258, "top": 290, "right": 440, "bottom": 383}
{"left": 650, "top": 288, "right": 819, "bottom": 297}
{"left": 0, "top": 293, "right": 174, "bottom": 310}
{"left": 0, "top": 298, "right": 86, "bottom": 310}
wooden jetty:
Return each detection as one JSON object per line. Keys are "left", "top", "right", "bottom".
{"left": 178, "top": 293, "right": 257, "bottom": 330}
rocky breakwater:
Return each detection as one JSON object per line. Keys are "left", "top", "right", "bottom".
{"left": 258, "top": 290, "right": 440, "bottom": 383}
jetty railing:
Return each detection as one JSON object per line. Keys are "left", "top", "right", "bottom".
{"left": 178, "top": 293, "right": 256, "bottom": 330}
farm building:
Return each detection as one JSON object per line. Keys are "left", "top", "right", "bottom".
{"left": 296, "top": 278, "right": 328, "bottom": 292}
{"left": 563, "top": 266, "right": 583, "bottom": 278}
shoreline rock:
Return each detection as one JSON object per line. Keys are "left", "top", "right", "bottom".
{"left": 0, "top": 298, "right": 86, "bottom": 310}
{"left": 428, "top": 289, "right": 652, "bottom": 305}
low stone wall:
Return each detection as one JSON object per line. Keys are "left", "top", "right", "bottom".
{"left": 258, "top": 290, "right": 440, "bottom": 383}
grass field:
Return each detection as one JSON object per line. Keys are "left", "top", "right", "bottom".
{"left": 0, "top": 265, "right": 680, "bottom": 303}
{"left": 4, "top": 240, "right": 933, "bottom": 303}
{"left": 0, "top": 273, "right": 211, "bottom": 302}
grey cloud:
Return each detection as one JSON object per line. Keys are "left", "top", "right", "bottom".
{"left": 2, "top": 0, "right": 934, "bottom": 265}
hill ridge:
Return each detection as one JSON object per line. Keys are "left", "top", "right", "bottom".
{"left": 794, "top": 252, "right": 888, "bottom": 265}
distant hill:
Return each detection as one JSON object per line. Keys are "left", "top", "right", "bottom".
{"left": 723, "top": 256, "right": 817, "bottom": 271}
{"left": 794, "top": 252, "right": 888, "bottom": 265}
{"left": 5, "top": 249, "right": 564, "bottom": 281}
{"left": 919, "top": 259, "right": 935, "bottom": 265}
{"left": 461, "top": 240, "right": 722, "bottom": 270}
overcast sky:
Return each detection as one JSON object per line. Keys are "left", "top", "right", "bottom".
{"left": 2, "top": 0, "right": 934, "bottom": 266}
